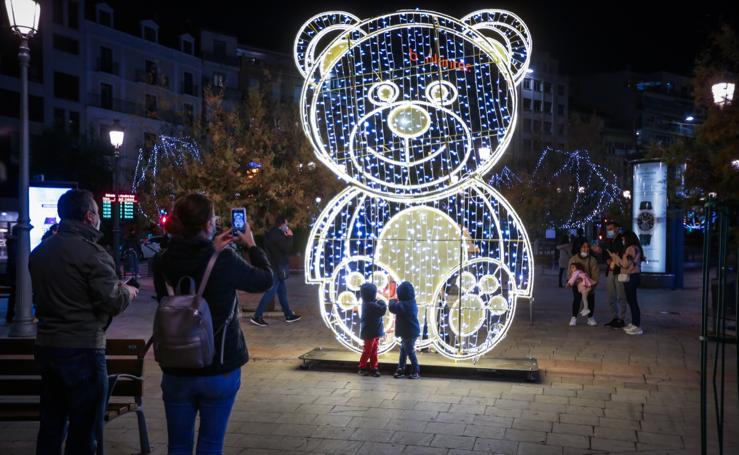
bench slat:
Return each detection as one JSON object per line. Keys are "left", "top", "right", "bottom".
{"left": 0, "top": 358, "right": 143, "bottom": 376}
{"left": 0, "top": 339, "right": 147, "bottom": 357}
{"left": 0, "top": 402, "right": 138, "bottom": 421}
{"left": 0, "top": 379, "right": 142, "bottom": 397}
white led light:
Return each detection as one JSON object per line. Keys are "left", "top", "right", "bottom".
{"left": 297, "top": 9, "right": 534, "bottom": 360}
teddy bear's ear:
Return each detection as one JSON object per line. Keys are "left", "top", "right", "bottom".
{"left": 462, "top": 9, "right": 532, "bottom": 85}
{"left": 294, "top": 11, "right": 361, "bottom": 78}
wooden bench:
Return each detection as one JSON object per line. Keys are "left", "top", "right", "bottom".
{"left": 0, "top": 338, "right": 151, "bottom": 454}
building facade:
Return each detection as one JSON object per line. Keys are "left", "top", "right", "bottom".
{"left": 511, "top": 51, "right": 569, "bottom": 166}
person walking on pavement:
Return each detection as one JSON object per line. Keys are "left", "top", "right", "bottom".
{"left": 567, "top": 241, "right": 599, "bottom": 327}
{"left": 250, "top": 214, "right": 301, "bottom": 326}
{"left": 600, "top": 221, "right": 627, "bottom": 328}
{"left": 556, "top": 234, "right": 572, "bottom": 287}
{"left": 30, "top": 189, "right": 139, "bottom": 455}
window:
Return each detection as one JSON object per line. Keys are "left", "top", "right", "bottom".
{"left": 144, "top": 132, "right": 157, "bottom": 151}
{"left": 523, "top": 118, "right": 532, "bottom": 133}
{"left": 145, "top": 60, "right": 157, "bottom": 75}
{"left": 144, "top": 27, "right": 157, "bottom": 42}
{"left": 558, "top": 124, "right": 565, "bottom": 135}
{"left": 54, "top": 108, "right": 65, "bottom": 130}
{"left": 213, "top": 40, "right": 226, "bottom": 56}
{"left": 68, "top": 1, "right": 79, "bottom": 29}
{"left": 0, "top": 89, "right": 43, "bottom": 122}
{"left": 99, "top": 46, "right": 113, "bottom": 73}
{"left": 183, "top": 72, "right": 194, "bottom": 95}
{"left": 145, "top": 94, "right": 157, "bottom": 117}
{"left": 544, "top": 102, "right": 552, "bottom": 114}
{"left": 544, "top": 121, "right": 552, "bottom": 134}
{"left": 182, "top": 40, "right": 193, "bottom": 55}
{"left": 100, "top": 83, "right": 113, "bottom": 109}
{"left": 53, "top": 35, "right": 79, "bottom": 55}
{"left": 523, "top": 98, "right": 532, "bottom": 111}
{"left": 544, "top": 81, "right": 552, "bottom": 94}
{"left": 68, "top": 111, "right": 79, "bottom": 136}
{"left": 184, "top": 103, "right": 194, "bottom": 126}
{"left": 534, "top": 100, "right": 542, "bottom": 112}
{"left": 534, "top": 80, "right": 541, "bottom": 92}
{"left": 54, "top": 72, "right": 79, "bottom": 101}
{"left": 523, "top": 78, "right": 531, "bottom": 90}
{"left": 98, "top": 10, "right": 112, "bottom": 27}
{"left": 558, "top": 84, "right": 565, "bottom": 96}
{"left": 213, "top": 73, "right": 225, "bottom": 88}
{"left": 557, "top": 104, "right": 565, "bottom": 115}
{"left": 52, "top": 0, "right": 63, "bottom": 25}
{"left": 533, "top": 120, "right": 541, "bottom": 132}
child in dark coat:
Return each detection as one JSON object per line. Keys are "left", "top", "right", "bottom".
{"left": 389, "top": 281, "right": 421, "bottom": 379}
{"left": 359, "top": 282, "right": 386, "bottom": 377}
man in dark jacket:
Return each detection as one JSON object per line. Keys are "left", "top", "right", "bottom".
{"left": 358, "top": 282, "right": 386, "bottom": 377}
{"left": 389, "top": 281, "right": 421, "bottom": 379}
{"left": 30, "top": 189, "right": 138, "bottom": 455}
{"left": 250, "top": 214, "right": 300, "bottom": 326}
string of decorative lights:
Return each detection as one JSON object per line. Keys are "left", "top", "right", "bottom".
{"left": 531, "top": 147, "right": 624, "bottom": 230}
{"left": 131, "top": 135, "right": 201, "bottom": 220}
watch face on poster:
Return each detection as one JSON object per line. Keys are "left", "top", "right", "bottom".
{"left": 637, "top": 211, "right": 655, "bottom": 232}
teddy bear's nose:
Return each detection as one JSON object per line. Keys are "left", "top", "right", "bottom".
{"left": 387, "top": 104, "right": 431, "bottom": 139}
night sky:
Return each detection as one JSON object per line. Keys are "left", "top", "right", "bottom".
{"left": 110, "top": 1, "right": 737, "bottom": 75}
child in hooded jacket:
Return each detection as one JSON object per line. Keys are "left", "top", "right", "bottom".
{"left": 359, "top": 282, "right": 386, "bottom": 377}
{"left": 389, "top": 281, "right": 421, "bottom": 379}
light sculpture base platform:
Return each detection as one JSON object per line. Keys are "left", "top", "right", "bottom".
{"left": 298, "top": 347, "right": 539, "bottom": 382}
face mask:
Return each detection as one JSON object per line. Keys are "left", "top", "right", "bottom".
{"left": 606, "top": 230, "right": 615, "bottom": 239}
{"left": 93, "top": 217, "right": 101, "bottom": 231}
{"left": 580, "top": 252, "right": 588, "bottom": 258}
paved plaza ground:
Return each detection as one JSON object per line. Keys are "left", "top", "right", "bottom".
{"left": 1, "top": 264, "right": 737, "bottom": 454}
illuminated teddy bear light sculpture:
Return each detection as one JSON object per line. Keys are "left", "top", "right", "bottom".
{"left": 295, "top": 9, "right": 534, "bottom": 361}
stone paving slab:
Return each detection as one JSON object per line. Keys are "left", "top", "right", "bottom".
{"left": 1, "top": 268, "right": 737, "bottom": 454}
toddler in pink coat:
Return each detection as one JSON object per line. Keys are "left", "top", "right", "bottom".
{"left": 567, "top": 262, "right": 595, "bottom": 316}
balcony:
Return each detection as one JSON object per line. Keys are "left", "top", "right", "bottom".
{"left": 134, "top": 70, "right": 170, "bottom": 90}
{"left": 88, "top": 93, "right": 177, "bottom": 123}
{"left": 202, "top": 51, "right": 240, "bottom": 67}
{"left": 96, "top": 58, "right": 119, "bottom": 75}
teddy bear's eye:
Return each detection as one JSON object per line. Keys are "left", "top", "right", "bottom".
{"left": 368, "top": 81, "right": 399, "bottom": 105}
{"left": 425, "top": 81, "right": 457, "bottom": 106}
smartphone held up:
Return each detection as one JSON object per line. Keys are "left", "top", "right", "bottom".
{"left": 231, "top": 207, "right": 247, "bottom": 237}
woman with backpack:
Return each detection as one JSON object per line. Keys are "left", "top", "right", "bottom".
{"left": 152, "top": 193, "right": 273, "bottom": 454}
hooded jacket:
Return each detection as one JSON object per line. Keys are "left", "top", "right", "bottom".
{"left": 30, "top": 219, "right": 130, "bottom": 349}
{"left": 388, "top": 281, "right": 421, "bottom": 339}
{"left": 153, "top": 236, "right": 273, "bottom": 376}
{"left": 359, "top": 282, "right": 386, "bottom": 339}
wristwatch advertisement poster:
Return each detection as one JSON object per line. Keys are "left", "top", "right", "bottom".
{"left": 632, "top": 162, "right": 667, "bottom": 273}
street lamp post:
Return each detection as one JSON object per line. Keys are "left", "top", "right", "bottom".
{"left": 5, "top": 0, "right": 40, "bottom": 337}
{"left": 109, "top": 120, "right": 125, "bottom": 278}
